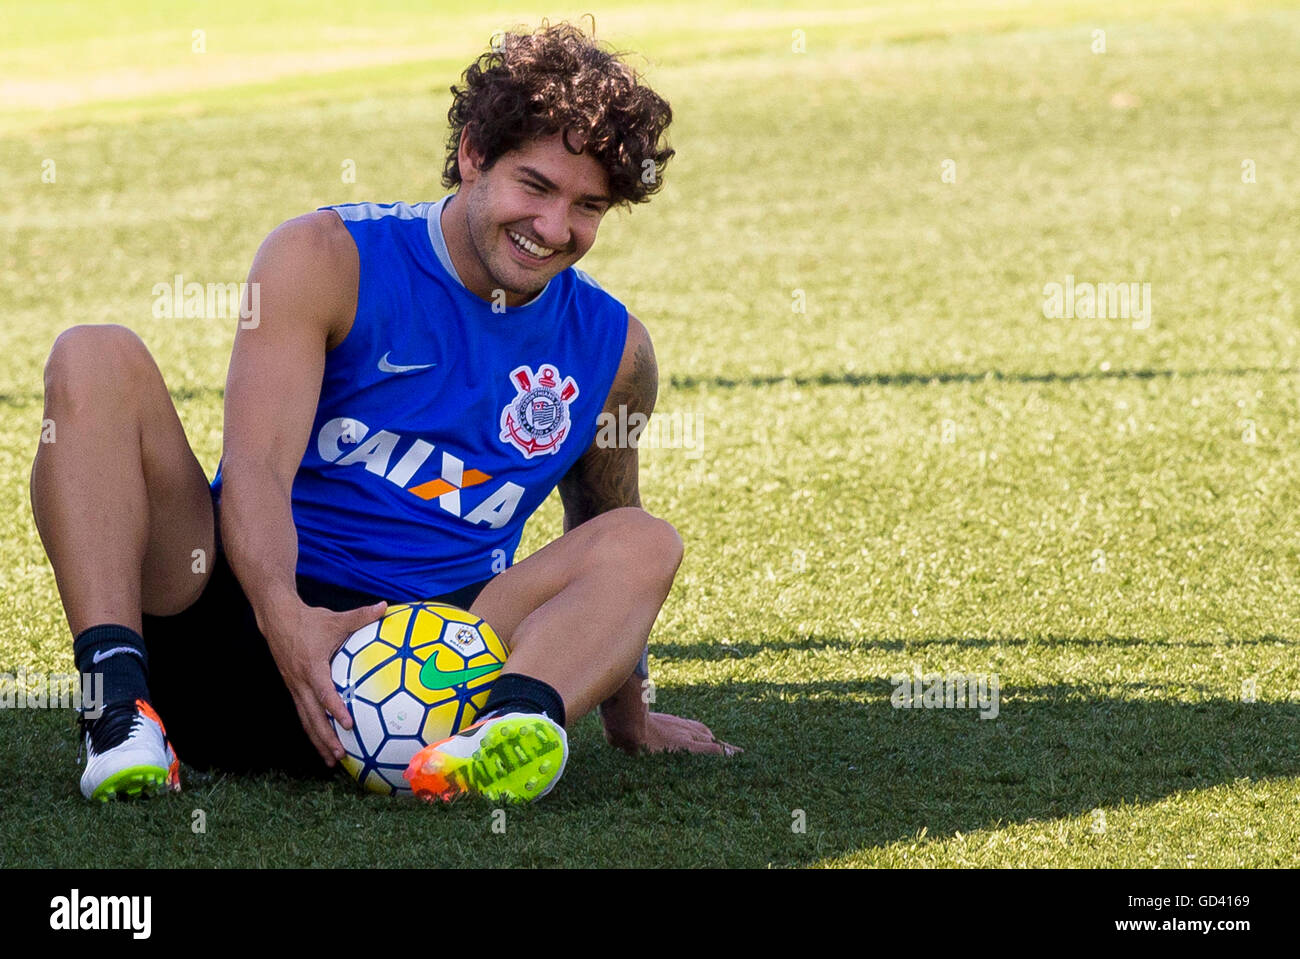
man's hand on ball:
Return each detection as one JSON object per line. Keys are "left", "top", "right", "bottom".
{"left": 259, "top": 598, "right": 387, "bottom": 766}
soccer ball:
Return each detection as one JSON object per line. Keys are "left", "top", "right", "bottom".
{"left": 330, "top": 601, "right": 508, "bottom": 795}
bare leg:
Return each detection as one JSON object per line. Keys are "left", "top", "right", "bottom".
{"left": 30, "top": 324, "right": 215, "bottom": 638}
{"left": 470, "top": 507, "right": 683, "bottom": 721}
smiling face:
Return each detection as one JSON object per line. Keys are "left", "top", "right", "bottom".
{"left": 447, "top": 129, "right": 612, "bottom": 306}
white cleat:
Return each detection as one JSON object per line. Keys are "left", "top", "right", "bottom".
{"left": 79, "top": 699, "right": 181, "bottom": 802}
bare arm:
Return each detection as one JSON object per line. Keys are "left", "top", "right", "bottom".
{"left": 222, "top": 213, "right": 342, "bottom": 615}
{"left": 558, "top": 313, "right": 655, "bottom": 529}
{"left": 558, "top": 316, "right": 735, "bottom": 755}
{"left": 559, "top": 315, "right": 660, "bottom": 743}
{"left": 220, "top": 211, "right": 386, "bottom": 766}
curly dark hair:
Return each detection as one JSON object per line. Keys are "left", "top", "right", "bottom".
{"left": 442, "top": 21, "right": 674, "bottom": 208}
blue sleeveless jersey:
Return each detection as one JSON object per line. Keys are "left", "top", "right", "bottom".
{"left": 212, "top": 196, "right": 629, "bottom": 600}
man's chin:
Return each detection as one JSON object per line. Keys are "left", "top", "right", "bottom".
{"left": 491, "top": 265, "right": 557, "bottom": 302}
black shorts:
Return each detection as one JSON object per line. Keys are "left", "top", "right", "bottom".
{"left": 142, "top": 535, "right": 490, "bottom": 778}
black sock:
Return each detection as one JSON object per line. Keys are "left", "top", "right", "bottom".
{"left": 481, "top": 673, "right": 566, "bottom": 729}
{"left": 73, "top": 624, "right": 150, "bottom": 710}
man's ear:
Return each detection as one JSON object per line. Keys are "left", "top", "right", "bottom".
{"left": 458, "top": 127, "right": 486, "bottom": 182}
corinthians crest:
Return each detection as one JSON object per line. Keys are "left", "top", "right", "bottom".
{"left": 499, "top": 363, "right": 580, "bottom": 458}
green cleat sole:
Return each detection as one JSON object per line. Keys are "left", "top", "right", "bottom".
{"left": 473, "top": 719, "right": 564, "bottom": 802}
{"left": 410, "top": 716, "right": 566, "bottom": 803}
{"left": 91, "top": 766, "right": 171, "bottom": 803}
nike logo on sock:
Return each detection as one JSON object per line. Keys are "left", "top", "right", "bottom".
{"left": 91, "top": 646, "right": 144, "bottom": 665}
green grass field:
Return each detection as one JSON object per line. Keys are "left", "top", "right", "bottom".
{"left": 3, "top": 0, "right": 1300, "bottom": 868}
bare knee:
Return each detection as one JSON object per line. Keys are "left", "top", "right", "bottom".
{"left": 44, "top": 324, "right": 153, "bottom": 412}
{"left": 587, "top": 507, "right": 684, "bottom": 589}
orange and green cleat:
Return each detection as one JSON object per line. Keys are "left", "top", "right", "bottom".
{"left": 404, "top": 711, "right": 568, "bottom": 803}
{"left": 79, "top": 699, "right": 181, "bottom": 802}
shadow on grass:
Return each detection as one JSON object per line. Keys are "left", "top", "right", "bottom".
{"left": 668, "top": 365, "right": 1293, "bottom": 391}
{"left": 0, "top": 367, "right": 1286, "bottom": 408}
{"left": 632, "top": 676, "right": 1300, "bottom": 866}
{"left": 655, "top": 632, "right": 1298, "bottom": 662}
{"left": 5, "top": 670, "right": 1297, "bottom": 868}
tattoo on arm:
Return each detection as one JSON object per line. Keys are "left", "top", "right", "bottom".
{"left": 560, "top": 325, "right": 657, "bottom": 530}
{"left": 564, "top": 320, "right": 662, "bottom": 705}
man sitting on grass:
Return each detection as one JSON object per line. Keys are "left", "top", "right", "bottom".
{"left": 30, "top": 21, "right": 736, "bottom": 804}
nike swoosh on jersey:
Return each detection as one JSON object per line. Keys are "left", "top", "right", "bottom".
{"left": 418, "top": 660, "right": 501, "bottom": 691}
{"left": 378, "top": 352, "right": 437, "bottom": 374}
{"left": 91, "top": 646, "right": 144, "bottom": 665}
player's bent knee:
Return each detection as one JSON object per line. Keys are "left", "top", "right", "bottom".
{"left": 645, "top": 515, "right": 685, "bottom": 578}
{"left": 44, "top": 324, "right": 151, "bottom": 410}
{"left": 588, "top": 508, "right": 683, "bottom": 587}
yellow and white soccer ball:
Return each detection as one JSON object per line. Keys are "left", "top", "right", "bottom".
{"left": 329, "top": 601, "right": 508, "bottom": 795}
